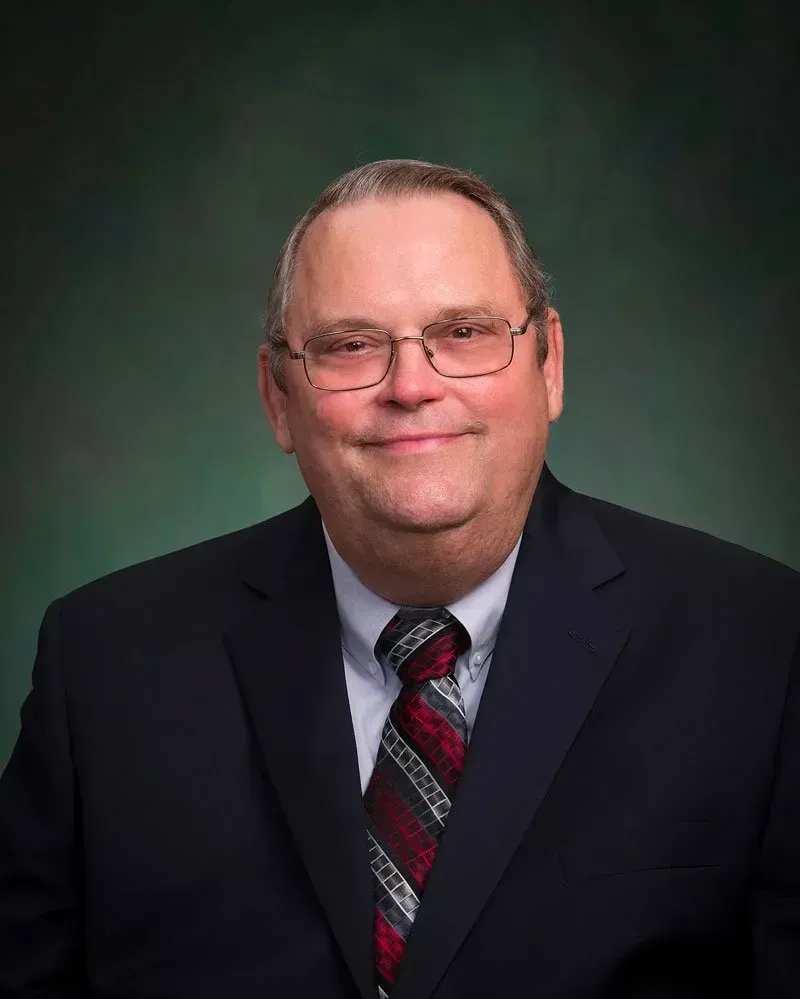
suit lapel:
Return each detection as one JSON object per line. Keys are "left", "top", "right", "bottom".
{"left": 223, "top": 501, "right": 376, "bottom": 999}
{"left": 392, "top": 469, "right": 630, "bottom": 999}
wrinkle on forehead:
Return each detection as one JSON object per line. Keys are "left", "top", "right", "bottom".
{"left": 288, "top": 193, "right": 523, "bottom": 333}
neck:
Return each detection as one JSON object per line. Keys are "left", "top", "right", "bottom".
{"left": 324, "top": 502, "right": 530, "bottom": 607}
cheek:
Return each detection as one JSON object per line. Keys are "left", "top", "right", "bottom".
{"left": 288, "top": 392, "right": 362, "bottom": 451}
{"left": 473, "top": 382, "right": 549, "bottom": 470}
{"left": 469, "top": 370, "right": 543, "bottom": 427}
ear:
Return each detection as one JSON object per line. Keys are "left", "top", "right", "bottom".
{"left": 542, "top": 308, "right": 565, "bottom": 423}
{"left": 257, "top": 345, "right": 296, "bottom": 454}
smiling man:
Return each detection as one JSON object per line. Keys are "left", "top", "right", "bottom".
{"left": 1, "top": 160, "right": 798, "bottom": 999}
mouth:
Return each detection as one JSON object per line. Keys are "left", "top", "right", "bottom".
{"left": 366, "top": 433, "right": 465, "bottom": 455}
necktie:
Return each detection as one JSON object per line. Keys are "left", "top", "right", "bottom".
{"left": 363, "top": 607, "right": 471, "bottom": 997}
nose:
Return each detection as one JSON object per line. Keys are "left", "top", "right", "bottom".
{"left": 376, "top": 335, "right": 446, "bottom": 410}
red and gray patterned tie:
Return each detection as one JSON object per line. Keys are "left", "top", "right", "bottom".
{"left": 363, "top": 607, "right": 470, "bottom": 997}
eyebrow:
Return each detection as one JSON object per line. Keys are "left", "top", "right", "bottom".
{"left": 304, "top": 301, "right": 505, "bottom": 338}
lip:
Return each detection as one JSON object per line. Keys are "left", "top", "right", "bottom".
{"left": 368, "top": 433, "right": 464, "bottom": 454}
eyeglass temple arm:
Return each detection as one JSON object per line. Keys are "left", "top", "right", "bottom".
{"left": 511, "top": 307, "right": 538, "bottom": 336}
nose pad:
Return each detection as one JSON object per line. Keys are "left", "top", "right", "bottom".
{"left": 388, "top": 336, "right": 436, "bottom": 369}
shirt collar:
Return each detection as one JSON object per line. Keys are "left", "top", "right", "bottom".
{"left": 447, "top": 537, "right": 521, "bottom": 679}
{"left": 323, "top": 524, "right": 522, "bottom": 686}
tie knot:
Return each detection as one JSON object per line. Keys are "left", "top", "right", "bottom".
{"left": 376, "top": 607, "right": 470, "bottom": 685}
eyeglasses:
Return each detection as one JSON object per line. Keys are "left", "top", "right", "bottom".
{"left": 286, "top": 312, "right": 534, "bottom": 391}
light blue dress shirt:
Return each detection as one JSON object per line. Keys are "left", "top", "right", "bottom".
{"left": 322, "top": 526, "right": 523, "bottom": 793}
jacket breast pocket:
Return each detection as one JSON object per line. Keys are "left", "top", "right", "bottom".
{"left": 557, "top": 819, "right": 734, "bottom": 883}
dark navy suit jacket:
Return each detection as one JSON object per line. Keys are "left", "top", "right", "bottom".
{"left": 1, "top": 465, "right": 798, "bottom": 997}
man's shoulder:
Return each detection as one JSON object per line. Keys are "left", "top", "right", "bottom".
{"left": 56, "top": 498, "right": 316, "bottom": 618}
{"left": 574, "top": 485, "right": 799, "bottom": 613}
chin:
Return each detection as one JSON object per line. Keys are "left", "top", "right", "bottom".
{"left": 380, "top": 510, "right": 472, "bottom": 534}
{"left": 367, "top": 482, "right": 479, "bottom": 534}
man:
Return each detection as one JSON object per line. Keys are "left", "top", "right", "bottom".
{"left": 0, "top": 159, "right": 798, "bottom": 998}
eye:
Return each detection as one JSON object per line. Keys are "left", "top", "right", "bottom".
{"left": 314, "top": 332, "right": 387, "bottom": 359}
{"left": 448, "top": 324, "right": 484, "bottom": 340}
{"left": 333, "top": 338, "right": 369, "bottom": 353}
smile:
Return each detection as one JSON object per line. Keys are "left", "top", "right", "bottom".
{"left": 368, "top": 434, "right": 463, "bottom": 454}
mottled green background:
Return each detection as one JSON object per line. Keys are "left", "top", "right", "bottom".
{"left": 2, "top": 2, "right": 798, "bottom": 764}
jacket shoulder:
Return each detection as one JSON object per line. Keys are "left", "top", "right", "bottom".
{"left": 578, "top": 488, "right": 799, "bottom": 617}
{"left": 56, "top": 498, "right": 314, "bottom": 616}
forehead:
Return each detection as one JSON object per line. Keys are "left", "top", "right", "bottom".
{"left": 290, "top": 193, "right": 522, "bottom": 322}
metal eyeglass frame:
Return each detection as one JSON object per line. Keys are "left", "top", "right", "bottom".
{"left": 286, "top": 309, "right": 536, "bottom": 391}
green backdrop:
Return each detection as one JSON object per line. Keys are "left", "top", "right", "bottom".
{"left": 2, "top": 2, "right": 798, "bottom": 764}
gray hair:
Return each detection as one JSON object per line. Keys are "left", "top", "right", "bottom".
{"left": 263, "top": 159, "right": 551, "bottom": 390}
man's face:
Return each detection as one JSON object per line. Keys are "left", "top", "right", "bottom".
{"left": 260, "top": 193, "right": 563, "bottom": 536}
